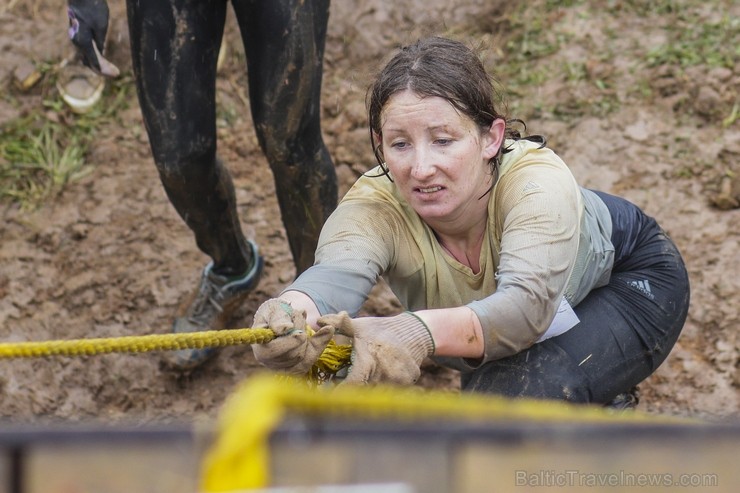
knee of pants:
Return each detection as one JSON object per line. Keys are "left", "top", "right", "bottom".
{"left": 252, "top": 89, "right": 325, "bottom": 168}
{"left": 461, "top": 345, "right": 593, "bottom": 403}
{"left": 258, "top": 120, "right": 325, "bottom": 168}
{"left": 153, "top": 145, "right": 219, "bottom": 187}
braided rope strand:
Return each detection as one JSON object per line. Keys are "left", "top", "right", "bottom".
{"left": 0, "top": 328, "right": 277, "bottom": 358}
{"left": 0, "top": 327, "right": 353, "bottom": 385}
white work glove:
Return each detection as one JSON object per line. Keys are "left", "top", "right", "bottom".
{"left": 317, "top": 311, "right": 435, "bottom": 386}
{"left": 251, "top": 299, "right": 334, "bottom": 375}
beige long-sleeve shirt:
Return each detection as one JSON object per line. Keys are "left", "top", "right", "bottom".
{"left": 288, "top": 139, "right": 614, "bottom": 368}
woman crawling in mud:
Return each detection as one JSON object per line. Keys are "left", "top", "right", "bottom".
{"left": 249, "top": 36, "right": 690, "bottom": 409}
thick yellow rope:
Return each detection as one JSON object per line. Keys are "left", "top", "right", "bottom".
{"left": 201, "top": 374, "right": 697, "bottom": 491}
{"left": 0, "top": 328, "right": 352, "bottom": 383}
{"left": 0, "top": 328, "right": 275, "bottom": 358}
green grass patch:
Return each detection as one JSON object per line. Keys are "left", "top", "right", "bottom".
{"left": 481, "top": 1, "right": 628, "bottom": 122}
{"left": 491, "top": 0, "right": 738, "bottom": 122}
{"left": 499, "top": 10, "right": 569, "bottom": 87}
{"left": 0, "top": 118, "right": 88, "bottom": 207}
{"left": 646, "top": 13, "right": 740, "bottom": 69}
{"left": 0, "top": 69, "right": 132, "bottom": 210}
{"left": 647, "top": 0, "right": 740, "bottom": 69}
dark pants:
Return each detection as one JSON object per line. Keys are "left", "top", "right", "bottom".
{"left": 462, "top": 191, "right": 690, "bottom": 404}
{"left": 126, "top": 0, "right": 337, "bottom": 276}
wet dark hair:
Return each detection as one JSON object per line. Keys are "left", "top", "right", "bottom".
{"left": 367, "top": 36, "right": 545, "bottom": 181}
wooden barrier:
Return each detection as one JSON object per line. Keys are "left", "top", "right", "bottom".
{"left": 0, "top": 426, "right": 196, "bottom": 493}
{"left": 268, "top": 417, "right": 739, "bottom": 492}
{"left": 1, "top": 375, "right": 738, "bottom": 492}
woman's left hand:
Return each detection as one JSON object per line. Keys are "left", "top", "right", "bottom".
{"left": 317, "top": 311, "right": 435, "bottom": 386}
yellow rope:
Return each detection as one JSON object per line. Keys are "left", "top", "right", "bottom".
{"left": 201, "top": 374, "right": 698, "bottom": 491}
{"left": 0, "top": 329, "right": 352, "bottom": 384}
{"left": 0, "top": 328, "right": 278, "bottom": 358}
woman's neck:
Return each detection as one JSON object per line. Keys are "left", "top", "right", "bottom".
{"left": 434, "top": 221, "right": 487, "bottom": 274}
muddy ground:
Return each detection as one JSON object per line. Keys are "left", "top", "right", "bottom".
{"left": 0, "top": 0, "right": 737, "bottom": 426}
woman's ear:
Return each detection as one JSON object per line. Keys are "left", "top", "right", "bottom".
{"left": 482, "top": 118, "right": 506, "bottom": 160}
{"left": 372, "top": 131, "right": 382, "bottom": 149}
{"left": 372, "top": 131, "right": 384, "bottom": 162}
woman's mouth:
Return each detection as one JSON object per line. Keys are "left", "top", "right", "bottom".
{"left": 417, "top": 186, "right": 443, "bottom": 193}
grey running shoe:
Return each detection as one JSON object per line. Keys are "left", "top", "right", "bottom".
{"left": 163, "top": 240, "right": 263, "bottom": 371}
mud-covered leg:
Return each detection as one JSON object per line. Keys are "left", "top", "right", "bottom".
{"left": 126, "top": 0, "right": 263, "bottom": 370}
{"left": 126, "top": 0, "right": 253, "bottom": 277}
{"left": 234, "top": 0, "right": 337, "bottom": 274}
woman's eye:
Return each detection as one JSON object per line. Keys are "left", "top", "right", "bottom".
{"left": 390, "top": 141, "right": 408, "bottom": 149}
{"left": 435, "top": 138, "right": 452, "bottom": 145}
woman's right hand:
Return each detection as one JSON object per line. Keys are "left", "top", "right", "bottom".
{"left": 251, "top": 299, "right": 334, "bottom": 375}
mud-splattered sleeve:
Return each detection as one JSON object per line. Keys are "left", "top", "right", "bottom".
{"left": 466, "top": 161, "right": 582, "bottom": 364}
{"left": 283, "top": 198, "right": 398, "bottom": 316}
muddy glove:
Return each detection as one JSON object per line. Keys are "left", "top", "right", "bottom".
{"left": 252, "top": 299, "right": 335, "bottom": 375}
{"left": 317, "top": 311, "right": 435, "bottom": 386}
{"left": 67, "top": 0, "right": 119, "bottom": 76}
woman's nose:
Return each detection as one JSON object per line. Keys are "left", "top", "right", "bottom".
{"left": 411, "top": 147, "right": 435, "bottom": 179}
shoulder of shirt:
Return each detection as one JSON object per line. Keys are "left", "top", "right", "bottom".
{"left": 499, "top": 139, "right": 567, "bottom": 174}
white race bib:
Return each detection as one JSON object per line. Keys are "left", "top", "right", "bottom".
{"left": 536, "top": 297, "right": 580, "bottom": 343}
